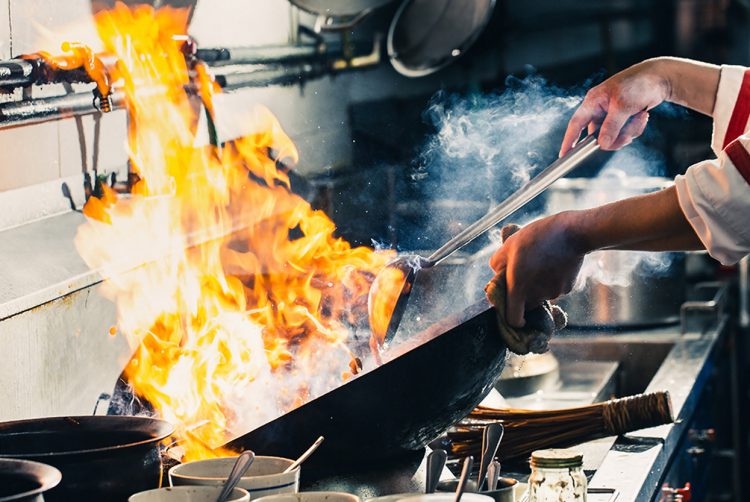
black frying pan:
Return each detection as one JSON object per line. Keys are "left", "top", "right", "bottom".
{"left": 0, "top": 416, "right": 173, "bottom": 501}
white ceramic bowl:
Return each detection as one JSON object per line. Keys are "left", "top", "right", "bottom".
{"left": 254, "top": 492, "right": 360, "bottom": 502}
{"left": 169, "top": 456, "right": 300, "bottom": 500}
{"left": 366, "top": 493, "right": 422, "bottom": 502}
{"left": 129, "top": 485, "right": 250, "bottom": 502}
{"left": 399, "top": 494, "right": 493, "bottom": 502}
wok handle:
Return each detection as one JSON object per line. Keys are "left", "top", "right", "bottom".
{"left": 426, "top": 135, "right": 600, "bottom": 266}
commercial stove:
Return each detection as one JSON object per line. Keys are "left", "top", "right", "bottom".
{"left": 302, "top": 281, "right": 738, "bottom": 502}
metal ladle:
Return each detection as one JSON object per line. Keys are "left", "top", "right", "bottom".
{"left": 217, "top": 450, "right": 255, "bottom": 502}
{"left": 455, "top": 456, "right": 474, "bottom": 502}
{"left": 477, "top": 423, "right": 504, "bottom": 491}
{"left": 368, "top": 135, "right": 600, "bottom": 346}
{"left": 426, "top": 449, "right": 448, "bottom": 494}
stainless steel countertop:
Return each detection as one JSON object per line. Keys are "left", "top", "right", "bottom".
{"left": 0, "top": 210, "right": 102, "bottom": 321}
{"left": 587, "top": 315, "right": 728, "bottom": 501}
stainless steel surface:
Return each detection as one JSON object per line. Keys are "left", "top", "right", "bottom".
{"left": 584, "top": 304, "right": 730, "bottom": 500}
{"left": 477, "top": 424, "right": 503, "bottom": 491}
{"left": 740, "top": 256, "right": 749, "bottom": 328}
{"left": 217, "top": 451, "right": 255, "bottom": 502}
{"left": 288, "top": 0, "right": 393, "bottom": 16}
{"left": 387, "top": 0, "right": 496, "bottom": 77}
{"left": 680, "top": 282, "right": 726, "bottom": 334}
{"left": 0, "top": 59, "right": 40, "bottom": 87}
{"left": 426, "top": 449, "right": 447, "bottom": 494}
{"left": 284, "top": 436, "right": 325, "bottom": 473}
{"left": 495, "top": 352, "right": 560, "bottom": 397}
{"left": 555, "top": 260, "right": 686, "bottom": 328}
{"left": 547, "top": 176, "right": 685, "bottom": 328}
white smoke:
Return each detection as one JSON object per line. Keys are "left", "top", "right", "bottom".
{"left": 414, "top": 74, "right": 676, "bottom": 298}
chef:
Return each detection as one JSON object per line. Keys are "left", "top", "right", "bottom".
{"left": 490, "top": 57, "right": 750, "bottom": 327}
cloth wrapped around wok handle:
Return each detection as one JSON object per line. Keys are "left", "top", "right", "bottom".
{"left": 484, "top": 224, "right": 567, "bottom": 355}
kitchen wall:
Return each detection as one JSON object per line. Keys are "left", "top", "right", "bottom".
{"left": 0, "top": 0, "right": 362, "bottom": 199}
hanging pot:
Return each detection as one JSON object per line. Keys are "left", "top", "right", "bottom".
{"left": 387, "top": 0, "right": 496, "bottom": 77}
{"left": 288, "top": 0, "right": 395, "bottom": 16}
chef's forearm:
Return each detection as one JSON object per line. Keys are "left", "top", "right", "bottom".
{"left": 651, "top": 57, "right": 721, "bottom": 116}
{"left": 561, "top": 186, "right": 704, "bottom": 254}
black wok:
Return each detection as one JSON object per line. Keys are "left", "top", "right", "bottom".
{"left": 228, "top": 298, "right": 506, "bottom": 475}
{"left": 0, "top": 416, "right": 173, "bottom": 501}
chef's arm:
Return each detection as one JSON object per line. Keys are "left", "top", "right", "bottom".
{"left": 560, "top": 57, "right": 721, "bottom": 155}
{"left": 658, "top": 58, "right": 721, "bottom": 115}
{"left": 489, "top": 186, "right": 703, "bottom": 327}
{"left": 564, "top": 185, "right": 704, "bottom": 253}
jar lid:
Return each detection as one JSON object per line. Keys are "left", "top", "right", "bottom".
{"left": 530, "top": 449, "right": 584, "bottom": 468}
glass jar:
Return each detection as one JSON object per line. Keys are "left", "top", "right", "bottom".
{"left": 526, "top": 449, "right": 587, "bottom": 502}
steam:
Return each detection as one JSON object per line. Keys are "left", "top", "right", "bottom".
{"left": 417, "top": 75, "right": 583, "bottom": 206}
{"left": 410, "top": 74, "right": 677, "bottom": 311}
{"left": 563, "top": 165, "right": 675, "bottom": 291}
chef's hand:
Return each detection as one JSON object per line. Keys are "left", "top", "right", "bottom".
{"left": 559, "top": 59, "right": 669, "bottom": 156}
{"left": 489, "top": 213, "right": 586, "bottom": 328}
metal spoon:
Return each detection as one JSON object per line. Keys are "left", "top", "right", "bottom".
{"left": 486, "top": 460, "right": 501, "bottom": 491}
{"left": 217, "top": 450, "right": 255, "bottom": 502}
{"left": 477, "top": 423, "right": 504, "bottom": 491}
{"left": 368, "top": 135, "right": 600, "bottom": 345}
{"left": 283, "top": 436, "right": 324, "bottom": 473}
{"left": 426, "top": 449, "right": 448, "bottom": 494}
{"left": 455, "top": 456, "right": 474, "bottom": 502}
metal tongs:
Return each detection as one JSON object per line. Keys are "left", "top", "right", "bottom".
{"left": 368, "top": 135, "right": 600, "bottom": 345}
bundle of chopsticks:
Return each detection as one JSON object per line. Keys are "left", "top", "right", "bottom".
{"left": 443, "top": 391, "right": 673, "bottom": 462}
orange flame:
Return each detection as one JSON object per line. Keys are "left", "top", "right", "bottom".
{"left": 367, "top": 266, "right": 408, "bottom": 348}
{"left": 72, "top": 2, "right": 393, "bottom": 461}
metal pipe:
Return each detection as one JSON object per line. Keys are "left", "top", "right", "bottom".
{"left": 0, "top": 90, "right": 126, "bottom": 129}
{"left": 0, "top": 59, "right": 39, "bottom": 87}
{"left": 0, "top": 35, "right": 381, "bottom": 129}
{"left": 214, "top": 63, "right": 327, "bottom": 89}
{"left": 196, "top": 44, "right": 323, "bottom": 65}
{"left": 740, "top": 256, "right": 749, "bottom": 328}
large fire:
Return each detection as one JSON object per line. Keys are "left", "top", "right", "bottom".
{"left": 70, "top": 3, "right": 393, "bottom": 460}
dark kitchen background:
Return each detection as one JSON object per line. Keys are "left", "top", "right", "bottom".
{"left": 0, "top": 0, "right": 749, "bottom": 499}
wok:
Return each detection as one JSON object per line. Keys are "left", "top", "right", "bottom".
{"left": 227, "top": 297, "right": 506, "bottom": 475}
{"left": 0, "top": 416, "right": 173, "bottom": 501}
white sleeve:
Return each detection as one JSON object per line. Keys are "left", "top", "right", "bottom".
{"left": 711, "top": 65, "right": 750, "bottom": 156}
{"left": 675, "top": 135, "right": 750, "bottom": 265}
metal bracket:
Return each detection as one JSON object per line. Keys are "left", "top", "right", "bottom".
{"left": 313, "top": 10, "right": 372, "bottom": 32}
{"left": 680, "top": 281, "right": 727, "bottom": 335}
{"left": 92, "top": 392, "right": 112, "bottom": 416}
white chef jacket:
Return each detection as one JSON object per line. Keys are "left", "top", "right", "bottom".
{"left": 675, "top": 65, "right": 750, "bottom": 265}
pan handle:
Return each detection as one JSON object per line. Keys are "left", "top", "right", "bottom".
{"left": 426, "top": 135, "right": 600, "bottom": 266}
